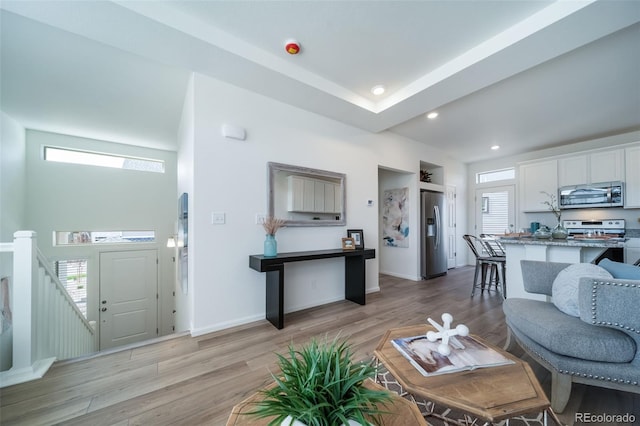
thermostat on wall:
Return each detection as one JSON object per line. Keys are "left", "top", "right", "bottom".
{"left": 221, "top": 124, "right": 246, "bottom": 141}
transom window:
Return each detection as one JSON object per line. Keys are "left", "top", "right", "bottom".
{"left": 476, "top": 168, "right": 515, "bottom": 184}
{"left": 44, "top": 146, "right": 164, "bottom": 173}
{"left": 54, "top": 231, "right": 155, "bottom": 246}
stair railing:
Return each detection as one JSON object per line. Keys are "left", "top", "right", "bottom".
{"left": 0, "top": 231, "right": 97, "bottom": 387}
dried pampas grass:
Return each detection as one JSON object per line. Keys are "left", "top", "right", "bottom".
{"left": 263, "top": 216, "right": 286, "bottom": 235}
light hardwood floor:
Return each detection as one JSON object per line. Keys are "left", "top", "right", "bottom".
{"left": 1, "top": 267, "right": 638, "bottom": 425}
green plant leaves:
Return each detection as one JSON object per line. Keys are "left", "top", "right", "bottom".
{"left": 248, "top": 336, "right": 392, "bottom": 426}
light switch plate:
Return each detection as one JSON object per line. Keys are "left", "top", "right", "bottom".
{"left": 256, "top": 214, "right": 266, "bottom": 225}
{"left": 211, "top": 212, "right": 225, "bottom": 225}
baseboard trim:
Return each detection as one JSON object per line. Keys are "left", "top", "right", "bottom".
{"left": 191, "top": 314, "right": 265, "bottom": 337}
{"left": 0, "top": 357, "right": 56, "bottom": 388}
{"left": 380, "top": 270, "right": 422, "bottom": 281}
{"left": 191, "top": 289, "right": 382, "bottom": 337}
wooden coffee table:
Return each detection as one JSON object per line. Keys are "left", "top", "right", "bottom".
{"left": 226, "top": 379, "right": 428, "bottom": 426}
{"left": 374, "top": 325, "right": 562, "bottom": 424}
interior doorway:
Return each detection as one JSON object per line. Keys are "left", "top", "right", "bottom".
{"left": 99, "top": 249, "right": 158, "bottom": 350}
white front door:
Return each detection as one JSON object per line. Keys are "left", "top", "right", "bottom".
{"left": 99, "top": 250, "right": 158, "bottom": 350}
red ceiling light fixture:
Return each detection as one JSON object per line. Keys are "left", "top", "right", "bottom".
{"left": 284, "top": 39, "right": 301, "bottom": 55}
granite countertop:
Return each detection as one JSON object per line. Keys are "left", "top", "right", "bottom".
{"left": 626, "top": 229, "right": 640, "bottom": 238}
{"left": 498, "top": 237, "right": 625, "bottom": 248}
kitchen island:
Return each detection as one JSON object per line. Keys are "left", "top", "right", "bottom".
{"left": 500, "top": 237, "right": 625, "bottom": 300}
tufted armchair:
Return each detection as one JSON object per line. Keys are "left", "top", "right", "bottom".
{"left": 503, "top": 260, "right": 640, "bottom": 413}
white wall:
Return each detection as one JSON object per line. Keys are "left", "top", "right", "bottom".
{"left": 24, "top": 130, "right": 178, "bottom": 336}
{"left": 0, "top": 112, "right": 25, "bottom": 371}
{"left": 175, "top": 73, "right": 195, "bottom": 333}
{"left": 0, "top": 112, "right": 26, "bottom": 243}
{"left": 183, "top": 73, "right": 467, "bottom": 335}
{"left": 466, "top": 131, "right": 640, "bottom": 265}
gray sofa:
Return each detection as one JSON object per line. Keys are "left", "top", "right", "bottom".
{"left": 503, "top": 260, "right": 640, "bottom": 413}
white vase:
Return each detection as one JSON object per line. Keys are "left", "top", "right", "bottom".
{"left": 281, "top": 417, "right": 305, "bottom": 426}
{"left": 281, "top": 415, "right": 369, "bottom": 426}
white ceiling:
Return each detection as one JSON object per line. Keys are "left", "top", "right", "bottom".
{"left": 1, "top": 1, "right": 639, "bottom": 163}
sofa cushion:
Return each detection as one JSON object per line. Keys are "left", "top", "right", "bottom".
{"left": 552, "top": 263, "right": 612, "bottom": 317}
{"left": 598, "top": 258, "right": 640, "bottom": 279}
{"left": 504, "top": 298, "right": 636, "bottom": 363}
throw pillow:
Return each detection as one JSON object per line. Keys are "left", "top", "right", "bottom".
{"left": 598, "top": 258, "right": 640, "bottom": 280}
{"left": 552, "top": 263, "right": 612, "bottom": 317}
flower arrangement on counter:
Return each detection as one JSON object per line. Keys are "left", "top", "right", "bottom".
{"left": 263, "top": 216, "right": 287, "bottom": 236}
{"left": 540, "top": 191, "right": 561, "bottom": 221}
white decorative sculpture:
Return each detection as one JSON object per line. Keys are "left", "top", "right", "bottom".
{"left": 426, "top": 313, "right": 469, "bottom": 356}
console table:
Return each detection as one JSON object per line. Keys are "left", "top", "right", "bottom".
{"left": 249, "top": 248, "right": 375, "bottom": 329}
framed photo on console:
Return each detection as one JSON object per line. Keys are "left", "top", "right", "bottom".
{"left": 341, "top": 237, "right": 355, "bottom": 250}
{"left": 347, "top": 229, "right": 364, "bottom": 249}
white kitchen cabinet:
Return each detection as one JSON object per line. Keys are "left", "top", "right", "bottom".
{"left": 303, "top": 178, "right": 315, "bottom": 211}
{"left": 519, "top": 159, "right": 558, "bottom": 212}
{"left": 313, "top": 180, "right": 325, "bottom": 212}
{"left": 590, "top": 149, "right": 624, "bottom": 183}
{"left": 324, "top": 183, "right": 335, "bottom": 213}
{"left": 287, "top": 176, "right": 304, "bottom": 211}
{"left": 287, "top": 176, "right": 341, "bottom": 213}
{"left": 558, "top": 149, "right": 624, "bottom": 186}
{"left": 625, "top": 145, "right": 640, "bottom": 208}
{"left": 558, "top": 155, "right": 587, "bottom": 186}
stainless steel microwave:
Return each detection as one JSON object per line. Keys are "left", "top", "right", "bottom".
{"left": 559, "top": 181, "right": 624, "bottom": 209}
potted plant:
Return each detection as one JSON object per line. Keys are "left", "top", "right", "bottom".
{"left": 249, "top": 336, "right": 393, "bottom": 426}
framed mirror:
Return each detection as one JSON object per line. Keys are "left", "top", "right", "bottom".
{"left": 268, "top": 162, "right": 346, "bottom": 227}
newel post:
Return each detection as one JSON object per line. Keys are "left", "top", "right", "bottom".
{"left": 12, "top": 231, "right": 38, "bottom": 370}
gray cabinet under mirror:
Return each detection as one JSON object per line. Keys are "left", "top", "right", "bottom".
{"left": 268, "top": 162, "right": 346, "bottom": 226}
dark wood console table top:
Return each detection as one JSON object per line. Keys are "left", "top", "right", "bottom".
{"left": 249, "top": 248, "right": 375, "bottom": 329}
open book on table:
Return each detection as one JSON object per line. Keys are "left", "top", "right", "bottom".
{"left": 391, "top": 334, "right": 514, "bottom": 377}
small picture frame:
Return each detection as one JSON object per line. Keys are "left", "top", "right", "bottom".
{"left": 341, "top": 237, "right": 356, "bottom": 250}
{"left": 347, "top": 229, "right": 364, "bottom": 249}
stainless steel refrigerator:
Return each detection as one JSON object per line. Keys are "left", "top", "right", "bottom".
{"left": 421, "top": 190, "right": 448, "bottom": 279}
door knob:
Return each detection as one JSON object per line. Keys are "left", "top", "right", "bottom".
{"left": 101, "top": 307, "right": 107, "bottom": 312}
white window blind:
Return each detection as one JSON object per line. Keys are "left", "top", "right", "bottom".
{"left": 54, "top": 259, "right": 88, "bottom": 318}
{"left": 482, "top": 191, "right": 509, "bottom": 235}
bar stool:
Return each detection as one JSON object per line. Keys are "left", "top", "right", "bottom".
{"left": 463, "top": 235, "right": 506, "bottom": 298}
{"left": 479, "top": 234, "right": 507, "bottom": 297}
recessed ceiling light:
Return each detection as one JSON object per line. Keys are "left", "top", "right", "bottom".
{"left": 491, "top": 145, "right": 500, "bottom": 150}
{"left": 371, "top": 85, "right": 385, "bottom": 96}
{"left": 427, "top": 111, "right": 439, "bottom": 119}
